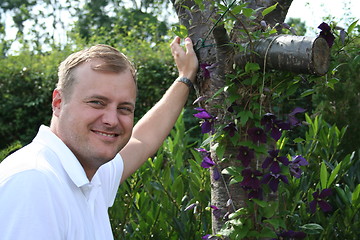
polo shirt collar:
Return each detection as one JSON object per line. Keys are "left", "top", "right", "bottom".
{"left": 33, "top": 125, "right": 90, "bottom": 187}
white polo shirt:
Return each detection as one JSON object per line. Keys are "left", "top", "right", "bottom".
{"left": 0, "top": 125, "right": 123, "bottom": 240}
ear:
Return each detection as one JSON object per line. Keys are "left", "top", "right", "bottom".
{"left": 52, "top": 89, "right": 63, "bottom": 117}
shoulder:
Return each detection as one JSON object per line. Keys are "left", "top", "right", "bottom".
{"left": 0, "top": 142, "right": 60, "bottom": 183}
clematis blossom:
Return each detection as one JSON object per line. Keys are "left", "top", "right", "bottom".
{"left": 247, "top": 127, "right": 267, "bottom": 144}
{"left": 261, "top": 113, "right": 290, "bottom": 141}
{"left": 318, "top": 22, "right": 335, "bottom": 48}
{"left": 237, "top": 146, "right": 255, "bottom": 167}
{"left": 288, "top": 107, "right": 306, "bottom": 127}
{"left": 194, "top": 108, "right": 216, "bottom": 134}
{"left": 195, "top": 148, "right": 215, "bottom": 168}
{"left": 262, "top": 172, "right": 289, "bottom": 192}
{"left": 289, "top": 155, "right": 309, "bottom": 178}
{"left": 223, "top": 122, "right": 238, "bottom": 137}
{"left": 240, "top": 168, "right": 263, "bottom": 189}
{"left": 277, "top": 230, "right": 306, "bottom": 239}
{"left": 262, "top": 150, "right": 289, "bottom": 174}
{"left": 309, "top": 188, "right": 333, "bottom": 213}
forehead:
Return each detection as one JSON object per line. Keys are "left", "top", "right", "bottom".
{"left": 72, "top": 61, "right": 137, "bottom": 102}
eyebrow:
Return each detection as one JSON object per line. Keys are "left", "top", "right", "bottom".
{"left": 84, "top": 95, "right": 135, "bottom": 108}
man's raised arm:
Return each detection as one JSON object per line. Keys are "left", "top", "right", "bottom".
{"left": 120, "top": 36, "right": 198, "bottom": 182}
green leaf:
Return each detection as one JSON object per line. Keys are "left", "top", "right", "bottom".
{"left": 320, "top": 162, "right": 328, "bottom": 189}
{"left": 237, "top": 110, "right": 253, "bottom": 126}
{"left": 214, "top": 142, "right": 226, "bottom": 161}
{"left": 242, "top": 8, "right": 254, "bottom": 18}
{"left": 245, "top": 62, "right": 260, "bottom": 73}
{"left": 172, "top": 24, "right": 188, "bottom": 38}
{"left": 327, "top": 162, "right": 341, "bottom": 187}
{"left": 352, "top": 184, "right": 360, "bottom": 206}
{"left": 262, "top": 3, "right": 278, "bottom": 17}
{"left": 231, "top": 5, "right": 244, "bottom": 15}
{"left": 301, "top": 89, "right": 315, "bottom": 97}
{"left": 228, "top": 208, "right": 247, "bottom": 219}
{"left": 293, "top": 137, "right": 305, "bottom": 143}
{"left": 347, "top": 20, "right": 359, "bottom": 34}
{"left": 300, "top": 223, "right": 323, "bottom": 234}
{"left": 251, "top": 198, "right": 267, "bottom": 207}
{"left": 222, "top": 166, "right": 243, "bottom": 176}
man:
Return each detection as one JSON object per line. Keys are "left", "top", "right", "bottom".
{"left": 0, "top": 36, "right": 198, "bottom": 240}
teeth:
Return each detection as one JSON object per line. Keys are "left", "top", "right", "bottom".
{"left": 97, "top": 132, "right": 115, "bottom": 137}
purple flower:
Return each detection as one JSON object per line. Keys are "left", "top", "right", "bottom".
{"left": 240, "top": 168, "right": 263, "bottom": 189}
{"left": 289, "top": 155, "right": 309, "bottom": 178}
{"left": 340, "top": 29, "right": 346, "bottom": 45}
{"left": 261, "top": 113, "right": 276, "bottom": 132}
{"left": 318, "top": 22, "right": 335, "bottom": 48}
{"left": 262, "top": 172, "right": 289, "bottom": 192}
{"left": 184, "top": 203, "right": 197, "bottom": 211}
{"left": 247, "top": 188, "right": 263, "bottom": 200}
{"left": 247, "top": 127, "right": 267, "bottom": 144}
{"left": 262, "top": 150, "right": 289, "bottom": 174}
{"left": 261, "top": 113, "right": 290, "bottom": 141}
{"left": 210, "top": 205, "right": 223, "bottom": 219}
{"left": 309, "top": 188, "right": 333, "bottom": 213}
{"left": 195, "top": 148, "right": 215, "bottom": 168}
{"left": 223, "top": 122, "right": 237, "bottom": 137}
{"left": 288, "top": 107, "right": 306, "bottom": 127}
{"left": 194, "top": 108, "right": 216, "bottom": 134}
{"left": 213, "top": 166, "right": 221, "bottom": 181}
{"left": 202, "top": 234, "right": 211, "bottom": 240}
{"left": 237, "top": 146, "right": 255, "bottom": 167}
{"left": 278, "top": 230, "right": 306, "bottom": 239}
{"left": 200, "top": 63, "right": 217, "bottom": 79}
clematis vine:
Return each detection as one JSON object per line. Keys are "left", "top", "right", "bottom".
{"left": 195, "top": 148, "right": 215, "bottom": 168}
{"left": 194, "top": 108, "right": 217, "bottom": 134}
{"left": 237, "top": 146, "right": 255, "bottom": 167}
{"left": 262, "top": 149, "right": 289, "bottom": 174}
{"left": 289, "top": 155, "right": 309, "bottom": 178}
{"left": 309, "top": 188, "right": 333, "bottom": 214}
{"left": 262, "top": 172, "right": 289, "bottom": 192}
{"left": 318, "top": 22, "right": 335, "bottom": 48}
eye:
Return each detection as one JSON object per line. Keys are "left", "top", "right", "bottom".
{"left": 87, "top": 100, "right": 105, "bottom": 108}
{"left": 118, "top": 106, "right": 134, "bottom": 115}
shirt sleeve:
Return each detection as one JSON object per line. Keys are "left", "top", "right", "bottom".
{"left": 0, "top": 170, "right": 67, "bottom": 240}
{"left": 96, "top": 153, "right": 124, "bottom": 207}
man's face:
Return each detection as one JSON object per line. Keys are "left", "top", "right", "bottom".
{"left": 52, "top": 60, "right": 136, "bottom": 176}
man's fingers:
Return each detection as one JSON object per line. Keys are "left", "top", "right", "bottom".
{"left": 184, "top": 37, "right": 195, "bottom": 54}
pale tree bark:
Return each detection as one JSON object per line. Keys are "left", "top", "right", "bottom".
{"left": 171, "top": 0, "right": 329, "bottom": 236}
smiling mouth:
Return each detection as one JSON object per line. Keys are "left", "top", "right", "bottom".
{"left": 92, "top": 130, "right": 119, "bottom": 138}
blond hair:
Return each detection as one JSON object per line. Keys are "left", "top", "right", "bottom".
{"left": 57, "top": 44, "right": 136, "bottom": 100}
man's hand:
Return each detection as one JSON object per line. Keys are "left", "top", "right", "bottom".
{"left": 170, "top": 36, "right": 199, "bottom": 82}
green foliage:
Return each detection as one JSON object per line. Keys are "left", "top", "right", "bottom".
{"left": 0, "top": 141, "right": 22, "bottom": 162}
{"left": 313, "top": 23, "right": 360, "bottom": 158}
{"left": 109, "top": 111, "right": 211, "bottom": 239}
{"left": 0, "top": 48, "right": 70, "bottom": 149}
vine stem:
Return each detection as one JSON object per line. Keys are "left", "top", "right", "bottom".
{"left": 260, "top": 35, "right": 280, "bottom": 117}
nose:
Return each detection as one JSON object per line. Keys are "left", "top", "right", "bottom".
{"left": 102, "top": 108, "right": 119, "bottom": 127}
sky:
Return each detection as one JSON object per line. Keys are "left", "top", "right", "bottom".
{"left": 286, "top": 0, "right": 360, "bottom": 35}
{"left": 4, "top": 0, "right": 360, "bottom": 48}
